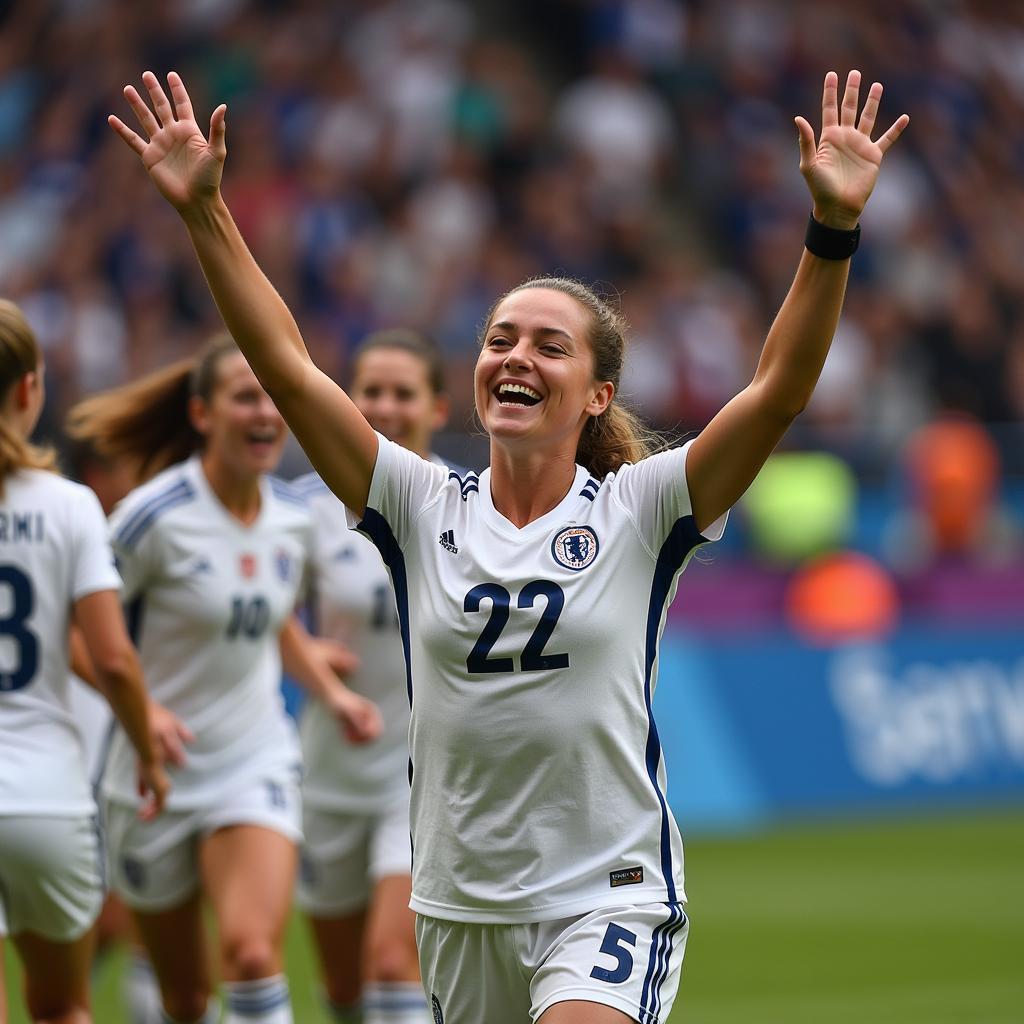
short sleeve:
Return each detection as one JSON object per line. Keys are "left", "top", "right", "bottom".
{"left": 108, "top": 498, "right": 162, "bottom": 603}
{"left": 612, "top": 440, "right": 728, "bottom": 557}
{"left": 70, "top": 487, "right": 122, "bottom": 601}
{"left": 346, "top": 432, "right": 449, "bottom": 548}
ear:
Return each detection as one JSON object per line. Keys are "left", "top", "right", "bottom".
{"left": 586, "top": 380, "right": 614, "bottom": 418}
{"left": 188, "top": 394, "right": 210, "bottom": 437}
{"left": 14, "top": 372, "right": 35, "bottom": 410}
{"left": 431, "top": 394, "right": 451, "bottom": 432}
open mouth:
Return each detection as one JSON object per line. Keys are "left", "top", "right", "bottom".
{"left": 247, "top": 429, "right": 279, "bottom": 448}
{"left": 495, "top": 383, "right": 542, "bottom": 408}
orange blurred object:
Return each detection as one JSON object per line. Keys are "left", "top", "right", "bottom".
{"left": 906, "top": 418, "right": 999, "bottom": 554}
{"left": 786, "top": 551, "right": 900, "bottom": 645}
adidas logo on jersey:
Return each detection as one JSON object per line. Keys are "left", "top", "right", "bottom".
{"left": 438, "top": 528, "right": 458, "bottom": 554}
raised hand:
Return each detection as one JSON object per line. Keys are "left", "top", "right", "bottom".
{"left": 795, "top": 70, "right": 909, "bottom": 229}
{"left": 109, "top": 71, "right": 227, "bottom": 212}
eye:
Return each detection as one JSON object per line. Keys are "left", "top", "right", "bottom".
{"left": 487, "top": 336, "right": 511, "bottom": 348}
{"left": 541, "top": 344, "right": 566, "bottom": 356}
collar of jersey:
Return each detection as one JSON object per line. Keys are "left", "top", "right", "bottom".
{"left": 476, "top": 463, "right": 592, "bottom": 538}
{"left": 186, "top": 454, "right": 270, "bottom": 533}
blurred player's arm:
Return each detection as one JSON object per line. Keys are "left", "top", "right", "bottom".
{"left": 72, "top": 591, "right": 174, "bottom": 817}
{"left": 108, "top": 71, "right": 377, "bottom": 515}
{"left": 686, "top": 70, "right": 908, "bottom": 535}
{"left": 279, "top": 615, "right": 380, "bottom": 744}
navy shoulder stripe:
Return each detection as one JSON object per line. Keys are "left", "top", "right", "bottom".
{"left": 448, "top": 469, "right": 480, "bottom": 502}
{"left": 116, "top": 480, "right": 197, "bottom": 551}
{"left": 579, "top": 477, "right": 601, "bottom": 500}
{"left": 269, "top": 476, "right": 308, "bottom": 507}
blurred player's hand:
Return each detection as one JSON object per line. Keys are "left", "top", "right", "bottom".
{"left": 329, "top": 687, "right": 383, "bottom": 745}
{"left": 136, "top": 759, "right": 171, "bottom": 821}
{"left": 109, "top": 71, "right": 227, "bottom": 212}
{"left": 148, "top": 699, "right": 195, "bottom": 768}
{"left": 314, "top": 637, "right": 361, "bottom": 680}
{"left": 795, "top": 70, "right": 909, "bottom": 230}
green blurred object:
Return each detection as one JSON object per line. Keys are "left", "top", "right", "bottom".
{"left": 743, "top": 452, "right": 857, "bottom": 565}
{"left": 4, "top": 809, "right": 1022, "bottom": 1023}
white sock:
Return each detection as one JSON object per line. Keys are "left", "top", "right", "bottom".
{"left": 362, "top": 982, "right": 429, "bottom": 1024}
{"left": 126, "top": 953, "right": 163, "bottom": 1024}
{"left": 222, "top": 975, "right": 293, "bottom": 1023}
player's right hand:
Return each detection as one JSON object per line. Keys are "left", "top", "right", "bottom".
{"left": 148, "top": 699, "right": 195, "bottom": 768}
{"left": 109, "top": 70, "right": 227, "bottom": 212}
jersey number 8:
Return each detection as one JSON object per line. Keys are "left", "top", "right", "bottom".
{"left": 0, "top": 565, "right": 39, "bottom": 692}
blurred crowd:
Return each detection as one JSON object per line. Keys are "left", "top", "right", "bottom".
{"left": 1, "top": 0, "right": 1023, "bottom": 473}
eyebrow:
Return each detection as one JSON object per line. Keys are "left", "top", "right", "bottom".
{"left": 489, "top": 321, "right": 575, "bottom": 343}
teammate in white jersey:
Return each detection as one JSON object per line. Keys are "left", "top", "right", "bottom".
{"left": 112, "top": 69, "right": 908, "bottom": 1023}
{"left": 295, "top": 330, "right": 452, "bottom": 1024}
{"left": 68, "top": 336, "right": 381, "bottom": 1024}
{"left": 0, "top": 300, "right": 168, "bottom": 1024}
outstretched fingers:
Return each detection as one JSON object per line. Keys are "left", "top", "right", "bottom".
{"left": 840, "top": 69, "right": 861, "bottom": 128}
{"left": 166, "top": 71, "right": 195, "bottom": 124}
{"left": 877, "top": 113, "right": 911, "bottom": 154}
{"left": 123, "top": 84, "right": 159, "bottom": 138}
{"left": 108, "top": 114, "right": 147, "bottom": 155}
{"left": 821, "top": 70, "right": 839, "bottom": 129}
{"left": 142, "top": 70, "right": 175, "bottom": 127}
{"left": 857, "top": 81, "right": 883, "bottom": 137}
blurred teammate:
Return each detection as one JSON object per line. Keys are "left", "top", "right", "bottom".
{"left": 68, "top": 336, "right": 381, "bottom": 1024}
{"left": 295, "top": 330, "right": 451, "bottom": 1024}
{"left": 0, "top": 300, "right": 168, "bottom": 1024}
{"left": 111, "top": 69, "right": 906, "bottom": 1023}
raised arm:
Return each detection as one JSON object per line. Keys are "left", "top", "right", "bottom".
{"left": 109, "top": 71, "right": 378, "bottom": 514}
{"left": 686, "top": 70, "right": 909, "bottom": 534}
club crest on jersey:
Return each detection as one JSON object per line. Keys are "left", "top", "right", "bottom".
{"left": 239, "top": 553, "right": 257, "bottom": 579}
{"left": 551, "top": 525, "right": 599, "bottom": 571}
{"left": 275, "top": 548, "right": 293, "bottom": 582}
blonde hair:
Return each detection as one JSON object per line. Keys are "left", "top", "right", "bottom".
{"left": 480, "top": 277, "right": 662, "bottom": 477}
{"left": 0, "top": 299, "right": 56, "bottom": 493}
{"left": 67, "top": 334, "right": 239, "bottom": 484}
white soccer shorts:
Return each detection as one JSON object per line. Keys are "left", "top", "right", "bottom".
{"left": 105, "top": 769, "right": 302, "bottom": 912}
{"left": 296, "top": 789, "right": 412, "bottom": 916}
{"left": 0, "top": 814, "right": 104, "bottom": 941}
{"left": 416, "top": 901, "right": 688, "bottom": 1024}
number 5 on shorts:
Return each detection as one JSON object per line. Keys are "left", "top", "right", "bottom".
{"left": 590, "top": 923, "right": 637, "bottom": 983}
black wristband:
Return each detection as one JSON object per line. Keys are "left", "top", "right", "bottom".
{"left": 804, "top": 213, "right": 860, "bottom": 260}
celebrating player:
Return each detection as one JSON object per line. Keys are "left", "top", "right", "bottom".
{"left": 110, "top": 69, "right": 907, "bottom": 1023}
{"left": 294, "top": 329, "right": 451, "bottom": 1024}
{"left": 68, "top": 335, "right": 381, "bottom": 1024}
{"left": 0, "top": 300, "right": 169, "bottom": 1024}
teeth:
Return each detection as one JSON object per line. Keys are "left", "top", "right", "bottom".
{"left": 498, "top": 383, "right": 541, "bottom": 401}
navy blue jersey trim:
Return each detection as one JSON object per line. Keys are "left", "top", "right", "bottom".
{"left": 643, "top": 514, "right": 703, "bottom": 901}
{"left": 116, "top": 479, "right": 196, "bottom": 551}
{"left": 448, "top": 470, "right": 480, "bottom": 501}
{"left": 639, "top": 903, "right": 687, "bottom": 1023}
{"left": 579, "top": 489, "right": 595, "bottom": 501}
{"left": 124, "top": 595, "right": 146, "bottom": 647}
{"left": 268, "top": 475, "right": 308, "bottom": 507}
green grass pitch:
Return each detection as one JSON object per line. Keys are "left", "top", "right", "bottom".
{"left": 4, "top": 808, "right": 1022, "bottom": 1022}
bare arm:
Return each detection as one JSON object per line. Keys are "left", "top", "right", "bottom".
{"left": 109, "top": 71, "right": 378, "bottom": 515}
{"left": 73, "top": 590, "right": 170, "bottom": 818}
{"left": 686, "top": 70, "right": 909, "bottom": 533}
{"left": 279, "top": 615, "right": 381, "bottom": 744}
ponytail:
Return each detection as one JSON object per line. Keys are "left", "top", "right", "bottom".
{"left": 67, "top": 334, "right": 239, "bottom": 484}
{"left": 0, "top": 300, "right": 56, "bottom": 494}
{"left": 577, "top": 402, "right": 661, "bottom": 480}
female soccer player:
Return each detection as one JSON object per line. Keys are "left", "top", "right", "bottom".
{"left": 294, "top": 329, "right": 451, "bottom": 1024}
{"left": 68, "top": 335, "right": 381, "bottom": 1024}
{"left": 110, "top": 69, "right": 907, "bottom": 1024}
{"left": 0, "top": 299, "right": 168, "bottom": 1024}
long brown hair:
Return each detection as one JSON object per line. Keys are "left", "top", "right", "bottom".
{"left": 66, "top": 334, "right": 240, "bottom": 484}
{"left": 0, "top": 299, "right": 56, "bottom": 493}
{"left": 480, "top": 277, "right": 661, "bottom": 477}
{"left": 352, "top": 328, "right": 446, "bottom": 395}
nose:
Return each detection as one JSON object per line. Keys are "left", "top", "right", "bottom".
{"left": 503, "top": 340, "right": 532, "bottom": 371}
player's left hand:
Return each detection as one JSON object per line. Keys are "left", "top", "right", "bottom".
{"left": 315, "top": 637, "right": 360, "bottom": 680}
{"left": 329, "top": 687, "right": 383, "bottom": 745}
{"left": 148, "top": 699, "right": 195, "bottom": 767}
{"left": 796, "top": 70, "right": 910, "bottom": 229}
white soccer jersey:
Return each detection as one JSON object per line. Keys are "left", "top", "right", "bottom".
{"left": 103, "top": 456, "right": 311, "bottom": 810}
{"left": 293, "top": 472, "right": 412, "bottom": 814}
{"left": 0, "top": 469, "right": 121, "bottom": 816}
{"left": 352, "top": 434, "right": 726, "bottom": 924}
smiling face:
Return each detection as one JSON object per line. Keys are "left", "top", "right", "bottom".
{"left": 351, "top": 346, "right": 447, "bottom": 458}
{"left": 475, "top": 287, "right": 613, "bottom": 456}
{"left": 189, "top": 351, "right": 286, "bottom": 478}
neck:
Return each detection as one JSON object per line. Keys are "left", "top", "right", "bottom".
{"left": 201, "top": 452, "right": 262, "bottom": 525}
{"left": 488, "top": 442, "right": 578, "bottom": 528}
